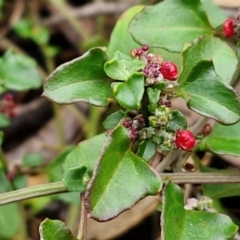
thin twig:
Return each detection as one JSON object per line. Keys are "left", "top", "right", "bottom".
{"left": 161, "top": 172, "right": 240, "bottom": 184}
{"left": 1, "top": 172, "right": 240, "bottom": 206}
{"left": 77, "top": 193, "right": 87, "bottom": 240}
{"left": 41, "top": 2, "right": 135, "bottom": 27}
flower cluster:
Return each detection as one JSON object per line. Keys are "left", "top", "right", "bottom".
{"left": 131, "top": 45, "right": 178, "bottom": 87}
{"left": 122, "top": 45, "right": 196, "bottom": 151}
{"left": 122, "top": 116, "right": 145, "bottom": 141}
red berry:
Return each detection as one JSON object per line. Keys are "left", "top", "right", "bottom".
{"left": 142, "top": 44, "right": 149, "bottom": 51}
{"left": 135, "top": 48, "right": 144, "bottom": 56}
{"left": 160, "top": 61, "right": 178, "bottom": 81}
{"left": 222, "top": 19, "right": 235, "bottom": 38}
{"left": 175, "top": 130, "right": 196, "bottom": 151}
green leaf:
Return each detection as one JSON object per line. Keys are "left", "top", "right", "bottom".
{"left": 198, "top": 121, "right": 240, "bottom": 156}
{"left": 0, "top": 164, "right": 21, "bottom": 238}
{"left": 0, "top": 113, "right": 10, "bottom": 128}
{"left": 129, "top": 0, "right": 214, "bottom": 53}
{"left": 62, "top": 133, "right": 106, "bottom": 174}
{"left": 199, "top": 164, "right": 240, "bottom": 198}
{"left": 0, "top": 50, "right": 42, "bottom": 91}
{"left": 85, "top": 125, "right": 161, "bottom": 221}
{"left": 104, "top": 58, "right": 144, "bottom": 81}
{"left": 39, "top": 218, "right": 77, "bottom": 240}
{"left": 177, "top": 61, "right": 240, "bottom": 124}
{"left": 43, "top": 47, "right": 113, "bottom": 106}
{"left": 107, "top": 6, "right": 144, "bottom": 58}
{"left": 161, "top": 181, "right": 238, "bottom": 240}
{"left": 112, "top": 72, "right": 144, "bottom": 110}
{"left": 0, "top": 204, "right": 21, "bottom": 238}
{"left": 12, "top": 174, "right": 27, "bottom": 190}
{"left": 106, "top": 5, "right": 182, "bottom": 68}
{"left": 147, "top": 87, "right": 161, "bottom": 113}
{"left": 113, "top": 51, "right": 133, "bottom": 61}
{"left": 200, "top": 0, "right": 227, "bottom": 28}
{"left": 61, "top": 134, "right": 106, "bottom": 196}
{"left": 102, "top": 110, "right": 126, "bottom": 130}
{"left": 136, "top": 140, "right": 157, "bottom": 161}
{"left": 63, "top": 165, "right": 89, "bottom": 192}
{"left": 23, "top": 153, "right": 44, "bottom": 167}
{"left": 167, "top": 110, "right": 187, "bottom": 132}
{"left": 13, "top": 18, "right": 50, "bottom": 45}
{"left": 45, "top": 146, "right": 80, "bottom": 204}
{"left": 180, "top": 36, "right": 238, "bottom": 84}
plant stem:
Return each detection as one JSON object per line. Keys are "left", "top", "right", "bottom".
{"left": 86, "top": 106, "right": 104, "bottom": 139}
{"left": 161, "top": 172, "right": 240, "bottom": 184}
{"left": 155, "top": 149, "right": 181, "bottom": 172}
{"left": 0, "top": 172, "right": 240, "bottom": 206}
{"left": 52, "top": 102, "right": 65, "bottom": 147}
{"left": 77, "top": 194, "right": 87, "bottom": 240}
{"left": 0, "top": 182, "right": 67, "bottom": 206}
{"left": 65, "top": 204, "right": 80, "bottom": 235}
{"left": 189, "top": 116, "right": 208, "bottom": 135}
{"left": 141, "top": 88, "right": 150, "bottom": 127}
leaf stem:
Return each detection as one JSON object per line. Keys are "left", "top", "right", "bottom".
{"left": 77, "top": 194, "right": 87, "bottom": 240}
{"left": 85, "top": 106, "right": 104, "bottom": 139}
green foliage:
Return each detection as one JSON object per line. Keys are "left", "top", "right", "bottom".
{"left": 46, "top": 147, "right": 80, "bottom": 204}
{"left": 0, "top": 113, "right": 10, "bottom": 128}
{"left": 1, "top": 0, "right": 240, "bottom": 239}
{"left": 43, "top": 48, "right": 113, "bottom": 106}
{"left": 103, "top": 110, "right": 126, "bottom": 130}
{"left": 166, "top": 110, "right": 187, "bottom": 132}
{"left": 198, "top": 121, "right": 240, "bottom": 156}
{"left": 129, "top": 0, "right": 214, "bottom": 52}
{"left": 23, "top": 153, "right": 44, "bottom": 167}
{"left": 85, "top": 125, "right": 161, "bottom": 221}
{"left": 112, "top": 72, "right": 145, "bottom": 110}
{"left": 104, "top": 54, "right": 144, "bottom": 81}
{"left": 107, "top": 6, "right": 143, "bottom": 58}
{"left": 178, "top": 61, "right": 240, "bottom": 124}
{"left": 39, "top": 218, "right": 77, "bottom": 240}
{"left": 136, "top": 140, "right": 157, "bottom": 161}
{"left": 63, "top": 166, "right": 89, "bottom": 192}
{"left": 0, "top": 50, "right": 42, "bottom": 92}
{"left": 161, "top": 182, "right": 238, "bottom": 240}
{"left": 180, "top": 36, "right": 238, "bottom": 84}
{"left": 0, "top": 164, "right": 21, "bottom": 238}
{"left": 200, "top": 0, "right": 227, "bottom": 28}
{"left": 62, "top": 133, "right": 106, "bottom": 175}
{"left": 13, "top": 19, "right": 50, "bottom": 45}
{"left": 199, "top": 164, "right": 240, "bottom": 198}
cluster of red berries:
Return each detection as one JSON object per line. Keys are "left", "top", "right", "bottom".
{"left": 0, "top": 94, "right": 16, "bottom": 118}
{"left": 131, "top": 45, "right": 178, "bottom": 85}
{"left": 174, "top": 129, "right": 196, "bottom": 151}
{"left": 222, "top": 18, "right": 236, "bottom": 38}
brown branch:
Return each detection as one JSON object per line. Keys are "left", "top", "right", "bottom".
{"left": 41, "top": 2, "right": 135, "bottom": 27}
